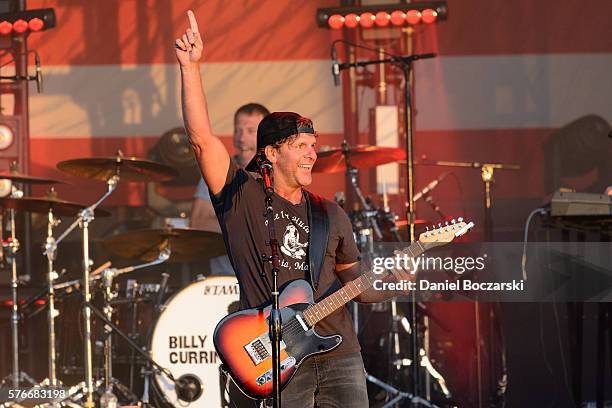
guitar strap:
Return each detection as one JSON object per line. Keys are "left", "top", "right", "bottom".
{"left": 305, "top": 191, "right": 329, "bottom": 291}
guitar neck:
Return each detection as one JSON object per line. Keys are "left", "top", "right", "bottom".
{"left": 302, "top": 240, "right": 425, "bottom": 327}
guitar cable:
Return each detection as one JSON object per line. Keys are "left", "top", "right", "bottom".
{"left": 521, "top": 207, "right": 548, "bottom": 280}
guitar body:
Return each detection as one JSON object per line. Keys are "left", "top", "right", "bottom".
{"left": 213, "top": 279, "right": 342, "bottom": 400}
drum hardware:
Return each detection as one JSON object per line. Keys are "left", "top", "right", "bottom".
{"left": 41, "top": 199, "right": 63, "bottom": 394}
{"left": 102, "top": 227, "right": 226, "bottom": 263}
{"left": 81, "top": 294, "right": 192, "bottom": 406}
{"left": 326, "top": 141, "right": 399, "bottom": 338}
{"left": 32, "top": 190, "right": 114, "bottom": 396}
{"left": 98, "top": 251, "right": 171, "bottom": 404}
{"left": 55, "top": 151, "right": 178, "bottom": 407}
{"left": 318, "top": 141, "right": 453, "bottom": 404}
{"left": 102, "top": 227, "right": 226, "bottom": 402}
{"left": 135, "top": 272, "right": 171, "bottom": 408}
{"left": 414, "top": 159, "right": 519, "bottom": 403}
{"left": 365, "top": 371, "right": 441, "bottom": 408}
{"left": 126, "top": 280, "right": 141, "bottom": 392}
{"left": 0, "top": 180, "right": 62, "bottom": 389}
{"left": 49, "top": 191, "right": 113, "bottom": 408}
{"left": 51, "top": 261, "right": 111, "bottom": 295}
{"left": 3, "top": 215, "right": 22, "bottom": 392}
{"left": 414, "top": 159, "right": 520, "bottom": 241}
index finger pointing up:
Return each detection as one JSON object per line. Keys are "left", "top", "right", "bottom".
{"left": 187, "top": 10, "right": 199, "bottom": 33}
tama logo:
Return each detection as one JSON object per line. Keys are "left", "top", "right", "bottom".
{"left": 203, "top": 285, "right": 239, "bottom": 296}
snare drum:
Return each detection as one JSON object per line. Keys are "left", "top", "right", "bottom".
{"left": 150, "top": 276, "right": 240, "bottom": 407}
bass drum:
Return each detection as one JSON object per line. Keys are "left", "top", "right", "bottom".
{"left": 151, "top": 276, "right": 240, "bottom": 407}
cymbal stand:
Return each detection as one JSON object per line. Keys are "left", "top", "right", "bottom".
{"left": 342, "top": 141, "right": 383, "bottom": 332}
{"left": 365, "top": 371, "right": 440, "bottom": 408}
{"left": 416, "top": 159, "right": 518, "bottom": 405}
{"left": 41, "top": 205, "right": 62, "bottom": 400}
{"left": 0, "top": 187, "right": 35, "bottom": 389}
{"left": 6, "top": 207, "right": 21, "bottom": 389}
{"left": 99, "top": 249, "right": 171, "bottom": 401}
{"left": 53, "top": 175, "right": 119, "bottom": 408}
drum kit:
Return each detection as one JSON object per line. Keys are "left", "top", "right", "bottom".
{"left": 0, "top": 153, "right": 238, "bottom": 407}
{"left": 0, "top": 141, "right": 467, "bottom": 407}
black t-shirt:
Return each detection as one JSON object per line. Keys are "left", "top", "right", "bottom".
{"left": 210, "top": 162, "right": 361, "bottom": 356}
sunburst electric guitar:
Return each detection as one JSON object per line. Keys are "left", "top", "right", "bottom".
{"left": 213, "top": 219, "right": 474, "bottom": 399}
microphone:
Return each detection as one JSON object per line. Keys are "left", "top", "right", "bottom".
{"left": 259, "top": 159, "right": 273, "bottom": 194}
{"left": 413, "top": 172, "right": 449, "bottom": 202}
{"left": 331, "top": 45, "right": 340, "bottom": 87}
{"left": 35, "top": 53, "right": 43, "bottom": 93}
{"left": 154, "top": 272, "right": 169, "bottom": 313}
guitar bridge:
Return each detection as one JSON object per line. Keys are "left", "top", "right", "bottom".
{"left": 244, "top": 335, "right": 287, "bottom": 366}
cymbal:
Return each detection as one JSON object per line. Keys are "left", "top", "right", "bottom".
{"left": 0, "top": 197, "right": 111, "bottom": 217}
{"left": 57, "top": 156, "right": 178, "bottom": 182}
{"left": 313, "top": 145, "right": 406, "bottom": 173}
{"left": 103, "top": 228, "right": 226, "bottom": 263}
{"left": 0, "top": 171, "right": 64, "bottom": 185}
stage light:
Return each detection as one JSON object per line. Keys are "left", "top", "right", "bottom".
{"left": 0, "top": 8, "right": 55, "bottom": 34}
{"left": 422, "top": 9, "right": 438, "bottom": 24}
{"left": 359, "top": 12, "right": 375, "bottom": 28}
{"left": 390, "top": 10, "right": 406, "bottom": 26}
{"left": 28, "top": 17, "right": 44, "bottom": 32}
{"left": 406, "top": 10, "right": 422, "bottom": 25}
{"left": 328, "top": 14, "right": 344, "bottom": 29}
{"left": 12, "top": 19, "right": 27, "bottom": 33}
{"left": 375, "top": 11, "right": 390, "bottom": 27}
{"left": 344, "top": 13, "right": 359, "bottom": 28}
{"left": 316, "top": 2, "right": 447, "bottom": 29}
{"left": 0, "top": 21, "right": 11, "bottom": 35}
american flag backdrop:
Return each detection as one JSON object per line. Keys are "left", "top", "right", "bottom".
{"left": 17, "top": 0, "right": 611, "bottom": 220}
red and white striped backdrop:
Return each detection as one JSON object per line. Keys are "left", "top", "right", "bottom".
{"left": 14, "top": 0, "right": 612, "bottom": 219}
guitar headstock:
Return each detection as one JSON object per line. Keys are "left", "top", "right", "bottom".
{"left": 418, "top": 218, "right": 474, "bottom": 250}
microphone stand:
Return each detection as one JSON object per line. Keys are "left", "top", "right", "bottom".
{"left": 259, "top": 161, "right": 282, "bottom": 408}
{"left": 338, "top": 52, "right": 436, "bottom": 406}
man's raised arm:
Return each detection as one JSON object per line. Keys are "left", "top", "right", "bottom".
{"left": 175, "top": 10, "right": 230, "bottom": 195}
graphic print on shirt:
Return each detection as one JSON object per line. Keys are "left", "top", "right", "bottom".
{"left": 280, "top": 224, "right": 308, "bottom": 259}
{"left": 264, "top": 209, "right": 309, "bottom": 271}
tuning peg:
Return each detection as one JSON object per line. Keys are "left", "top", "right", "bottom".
{"left": 426, "top": 226, "right": 429, "bottom": 231}
{"left": 458, "top": 217, "right": 464, "bottom": 222}
{"left": 445, "top": 221, "right": 449, "bottom": 226}
{"left": 438, "top": 223, "right": 442, "bottom": 228}
{"left": 451, "top": 218, "right": 456, "bottom": 224}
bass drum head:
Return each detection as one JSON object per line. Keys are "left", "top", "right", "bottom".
{"left": 151, "top": 276, "right": 240, "bottom": 407}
